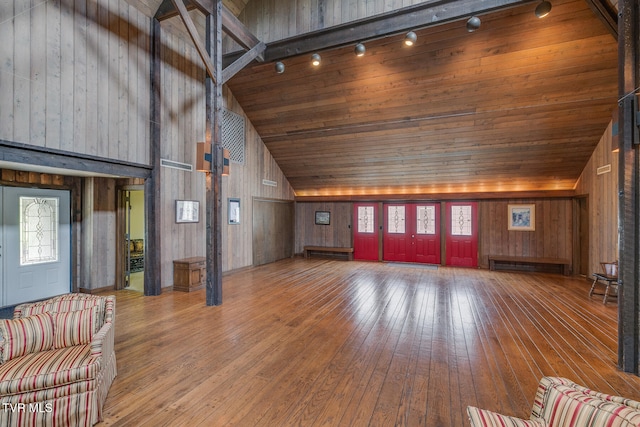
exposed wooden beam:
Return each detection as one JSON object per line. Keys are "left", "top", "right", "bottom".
{"left": 584, "top": 0, "right": 618, "bottom": 38}
{"left": 220, "top": 6, "right": 262, "bottom": 53}
{"left": 254, "top": 0, "right": 534, "bottom": 62}
{"left": 171, "top": 0, "right": 218, "bottom": 83}
{"left": 222, "top": 41, "right": 266, "bottom": 84}
{"left": 617, "top": 0, "right": 640, "bottom": 374}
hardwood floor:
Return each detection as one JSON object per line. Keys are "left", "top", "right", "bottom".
{"left": 98, "top": 258, "right": 640, "bottom": 426}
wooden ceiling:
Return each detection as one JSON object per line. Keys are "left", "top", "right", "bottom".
{"left": 223, "top": 0, "right": 618, "bottom": 199}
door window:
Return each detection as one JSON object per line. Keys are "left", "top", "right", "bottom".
{"left": 416, "top": 205, "right": 436, "bottom": 235}
{"left": 450, "top": 204, "right": 473, "bottom": 236}
{"left": 387, "top": 205, "right": 406, "bottom": 234}
{"left": 357, "top": 206, "right": 375, "bottom": 233}
{"left": 20, "top": 197, "right": 59, "bottom": 265}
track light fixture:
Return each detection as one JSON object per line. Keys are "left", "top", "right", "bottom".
{"left": 354, "top": 43, "right": 366, "bottom": 57}
{"left": 466, "top": 16, "right": 481, "bottom": 32}
{"left": 404, "top": 31, "right": 417, "bottom": 46}
{"left": 275, "top": 61, "right": 285, "bottom": 74}
{"left": 535, "top": 0, "right": 552, "bottom": 18}
{"left": 311, "top": 53, "right": 321, "bottom": 66}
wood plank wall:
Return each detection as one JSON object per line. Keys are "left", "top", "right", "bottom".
{"left": 0, "top": 0, "right": 150, "bottom": 164}
{"left": 477, "top": 199, "right": 573, "bottom": 269}
{"left": 295, "top": 202, "right": 352, "bottom": 254}
{"left": 574, "top": 120, "right": 618, "bottom": 278}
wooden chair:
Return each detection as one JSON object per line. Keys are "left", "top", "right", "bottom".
{"left": 589, "top": 261, "right": 619, "bottom": 304}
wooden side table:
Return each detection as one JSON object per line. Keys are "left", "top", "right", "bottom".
{"left": 173, "top": 257, "right": 206, "bottom": 292}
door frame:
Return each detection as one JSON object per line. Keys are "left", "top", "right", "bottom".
{"left": 116, "top": 185, "right": 145, "bottom": 290}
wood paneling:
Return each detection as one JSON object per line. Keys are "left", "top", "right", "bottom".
{"left": 226, "top": 0, "right": 619, "bottom": 196}
{"left": 295, "top": 202, "right": 352, "bottom": 253}
{"left": 574, "top": 120, "right": 618, "bottom": 279}
{"left": 478, "top": 199, "right": 573, "bottom": 270}
{"left": 253, "top": 199, "right": 294, "bottom": 265}
{"left": 100, "top": 259, "right": 640, "bottom": 425}
{"left": 1, "top": 0, "right": 150, "bottom": 165}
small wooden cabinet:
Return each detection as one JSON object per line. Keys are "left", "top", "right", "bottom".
{"left": 173, "top": 257, "right": 206, "bottom": 292}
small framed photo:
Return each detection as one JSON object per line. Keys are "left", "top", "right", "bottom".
{"left": 315, "top": 211, "right": 330, "bottom": 225}
{"left": 176, "top": 200, "right": 199, "bottom": 223}
{"left": 508, "top": 204, "right": 535, "bottom": 231}
{"left": 228, "top": 198, "right": 240, "bottom": 224}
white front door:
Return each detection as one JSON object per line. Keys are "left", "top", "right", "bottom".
{"left": 2, "top": 187, "right": 71, "bottom": 307}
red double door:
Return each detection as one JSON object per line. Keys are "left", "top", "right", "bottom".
{"left": 383, "top": 203, "right": 441, "bottom": 264}
{"left": 354, "top": 202, "right": 478, "bottom": 267}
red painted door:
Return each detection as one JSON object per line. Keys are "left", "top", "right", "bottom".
{"left": 383, "top": 203, "right": 440, "bottom": 264}
{"left": 445, "top": 202, "right": 478, "bottom": 267}
{"left": 353, "top": 204, "right": 379, "bottom": 260}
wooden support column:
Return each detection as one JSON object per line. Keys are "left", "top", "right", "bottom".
{"left": 617, "top": 0, "right": 640, "bottom": 374}
{"left": 205, "top": 0, "right": 223, "bottom": 306}
{"left": 144, "top": 17, "right": 163, "bottom": 296}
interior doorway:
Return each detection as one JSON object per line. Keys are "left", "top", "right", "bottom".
{"left": 118, "top": 187, "right": 145, "bottom": 292}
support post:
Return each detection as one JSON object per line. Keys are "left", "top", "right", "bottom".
{"left": 145, "top": 17, "right": 163, "bottom": 296}
{"left": 205, "top": 0, "right": 223, "bottom": 306}
{"left": 617, "top": 0, "right": 640, "bottom": 374}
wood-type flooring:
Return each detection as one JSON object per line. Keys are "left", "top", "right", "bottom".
{"left": 98, "top": 258, "right": 640, "bottom": 426}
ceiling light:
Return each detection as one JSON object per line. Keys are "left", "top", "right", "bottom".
{"left": 275, "top": 62, "right": 285, "bottom": 74}
{"left": 466, "top": 16, "right": 481, "bottom": 32}
{"left": 311, "top": 53, "right": 321, "bottom": 66}
{"left": 354, "top": 43, "right": 366, "bottom": 57}
{"left": 404, "top": 31, "right": 417, "bottom": 46}
{"left": 535, "top": 0, "right": 552, "bottom": 18}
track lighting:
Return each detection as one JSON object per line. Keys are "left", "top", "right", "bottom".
{"left": 275, "top": 62, "right": 285, "bottom": 74}
{"left": 404, "top": 31, "right": 417, "bottom": 46}
{"left": 311, "top": 53, "right": 321, "bottom": 66}
{"left": 354, "top": 43, "right": 366, "bottom": 57}
{"left": 466, "top": 16, "right": 481, "bottom": 32}
{"left": 535, "top": 0, "right": 552, "bottom": 18}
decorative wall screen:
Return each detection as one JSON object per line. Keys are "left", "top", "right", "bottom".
{"left": 451, "top": 205, "right": 473, "bottom": 236}
{"left": 20, "top": 197, "right": 59, "bottom": 265}
{"left": 222, "top": 108, "right": 245, "bottom": 164}
{"left": 387, "top": 206, "right": 406, "bottom": 234}
{"left": 416, "top": 205, "right": 436, "bottom": 234}
{"left": 357, "top": 206, "right": 375, "bottom": 233}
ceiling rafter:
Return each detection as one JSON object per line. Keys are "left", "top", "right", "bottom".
{"left": 156, "top": 0, "right": 265, "bottom": 83}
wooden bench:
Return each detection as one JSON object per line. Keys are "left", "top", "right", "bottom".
{"left": 488, "top": 255, "right": 570, "bottom": 276}
{"left": 304, "top": 246, "right": 354, "bottom": 261}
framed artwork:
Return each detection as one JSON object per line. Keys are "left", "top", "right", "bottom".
{"left": 315, "top": 211, "right": 330, "bottom": 225}
{"left": 176, "top": 200, "right": 199, "bottom": 223}
{"left": 508, "top": 204, "right": 535, "bottom": 231}
{"left": 228, "top": 198, "right": 240, "bottom": 224}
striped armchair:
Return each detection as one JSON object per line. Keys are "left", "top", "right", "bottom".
{"left": 467, "top": 376, "right": 640, "bottom": 427}
{"left": 0, "top": 294, "right": 116, "bottom": 426}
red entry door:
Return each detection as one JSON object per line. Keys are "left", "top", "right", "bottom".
{"left": 445, "top": 202, "right": 478, "bottom": 267}
{"left": 383, "top": 203, "right": 440, "bottom": 264}
{"left": 353, "top": 204, "right": 379, "bottom": 260}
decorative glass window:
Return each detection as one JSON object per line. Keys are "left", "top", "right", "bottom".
{"left": 416, "top": 205, "right": 436, "bottom": 235}
{"left": 357, "top": 206, "right": 375, "bottom": 233}
{"left": 20, "top": 197, "right": 59, "bottom": 265}
{"left": 451, "top": 205, "right": 473, "bottom": 236}
{"left": 387, "top": 206, "right": 406, "bottom": 234}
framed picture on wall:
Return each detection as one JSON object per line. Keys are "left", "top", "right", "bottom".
{"left": 228, "top": 198, "right": 240, "bottom": 224}
{"left": 176, "top": 200, "right": 199, "bottom": 223}
{"left": 315, "top": 211, "right": 330, "bottom": 225}
{"left": 508, "top": 204, "right": 535, "bottom": 231}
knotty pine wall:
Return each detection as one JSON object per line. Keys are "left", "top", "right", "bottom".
{"left": 574, "top": 120, "right": 618, "bottom": 278}
{"left": 0, "top": 0, "right": 150, "bottom": 164}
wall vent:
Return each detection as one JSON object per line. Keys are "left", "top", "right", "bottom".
{"left": 596, "top": 164, "right": 611, "bottom": 175}
{"left": 262, "top": 179, "right": 278, "bottom": 187}
{"left": 161, "top": 158, "right": 193, "bottom": 172}
{"left": 222, "top": 109, "right": 245, "bottom": 164}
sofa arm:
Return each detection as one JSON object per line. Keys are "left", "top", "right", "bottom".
{"left": 91, "top": 319, "right": 115, "bottom": 359}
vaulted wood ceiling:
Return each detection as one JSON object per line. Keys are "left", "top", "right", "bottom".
{"left": 134, "top": 0, "right": 620, "bottom": 199}
{"left": 224, "top": 0, "right": 619, "bottom": 198}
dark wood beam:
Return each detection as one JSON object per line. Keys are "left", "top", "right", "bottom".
{"left": 222, "top": 41, "right": 266, "bottom": 84}
{"left": 584, "top": 0, "right": 619, "bottom": 38}
{"left": 0, "top": 140, "right": 151, "bottom": 179}
{"left": 253, "top": 0, "right": 533, "bottom": 63}
{"left": 205, "top": 1, "right": 224, "bottom": 306}
{"left": 617, "top": 0, "right": 640, "bottom": 374}
{"left": 171, "top": 0, "right": 218, "bottom": 83}
{"left": 145, "top": 18, "right": 163, "bottom": 297}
